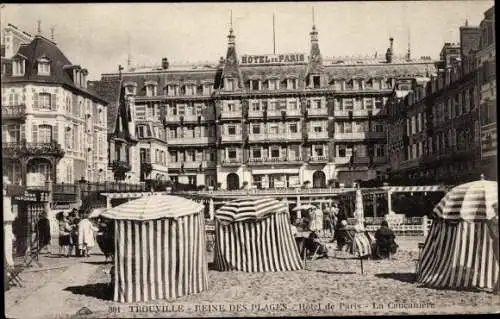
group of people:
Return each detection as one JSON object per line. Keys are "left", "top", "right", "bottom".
{"left": 292, "top": 202, "right": 399, "bottom": 260}
{"left": 56, "top": 209, "right": 99, "bottom": 257}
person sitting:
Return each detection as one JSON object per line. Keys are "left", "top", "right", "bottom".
{"left": 374, "top": 220, "right": 398, "bottom": 259}
{"left": 333, "top": 220, "right": 350, "bottom": 251}
{"left": 304, "top": 231, "right": 328, "bottom": 259}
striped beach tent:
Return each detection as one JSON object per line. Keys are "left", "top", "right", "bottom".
{"left": 417, "top": 177, "right": 499, "bottom": 292}
{"left": 214, "top": 197, "right": 303, "bottom": 272}
{"left": 100, "top": 194, "right": 208, "bottom": 303}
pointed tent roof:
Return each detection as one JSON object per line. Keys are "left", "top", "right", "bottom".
{"left": 221, "top": 27, "right": 242, "bottom": 86}
{"left": 3, "top": 35, "right": 106, "bottom": 103}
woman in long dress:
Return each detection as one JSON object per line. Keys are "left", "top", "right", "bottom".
{"left": 77, "top": 217, "right": 99, "bottom": 257}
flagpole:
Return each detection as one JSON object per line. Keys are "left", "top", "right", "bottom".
{"left": 273, "top": 13, "right": 276, "bottom": 54}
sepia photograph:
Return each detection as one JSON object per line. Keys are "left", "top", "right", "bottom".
{"left": 1, "top": 1, "right": 498, "bottom": 318}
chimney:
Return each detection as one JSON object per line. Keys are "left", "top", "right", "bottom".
{"left": 161, "top": 58, "right": 169, "bottom": 69}
{"left": 385, "top": 37, "right": 394, "bottom": 63}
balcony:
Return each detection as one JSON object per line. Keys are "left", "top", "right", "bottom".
{"left": 284, "top": 109, "right": 302, "bottom": 117}
{"left": 2, "top": 104, "right": 26, "bottom": 120}
{"left": 334, "top": 109, "right": 386, "bottom": 117}
{"left": 248, "top": 133, "right": 268, "bottom": 142}
{"left": 221, "top": 158, "right": 242, "bottom": 166}
{"left": 2, "top": 141, "right": 65, "bottom": 158}
{"left": 220, "top": 111, "right": 242, "bottom": 119}
{"left": 307, "top": 131, "right": 329, "bottom": 140}
{"left": 334, "top": 132, "right": 386, "bottom": 141}
{"left": 167, "top": 136, "right": 215, "bottom": 145}
{"left": 248, "top": 110, "right": 264, "bottom": 118}
{"left": 221, "top": 135, "right": 242, "bottom": 143}
{"left": 165, "top": 113, "right": 215, "bottom": 123}
{"left": 248, "top": 157, "right": 303, "bottom": 165}
{"left": 266, "top": 109, "right": 282, "bottom": 118}
{"left": 335, "top": 157, "right": 352, "bottom": 165}
{"left": 307, "top": 108, "right": 328, "bottom": 117}
{"left": 111, "top": 160, "right": 132, "bottom": 172}
{"left": 309, "top": 155, "right": 328, "bottom": 163}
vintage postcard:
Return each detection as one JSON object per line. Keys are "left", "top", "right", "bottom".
{"left": 2, "top": 1, "right": 498, "bottom": 318}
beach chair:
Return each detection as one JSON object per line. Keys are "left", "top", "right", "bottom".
{"left": 6, "top": 265, "right": 24, "bottom": 288}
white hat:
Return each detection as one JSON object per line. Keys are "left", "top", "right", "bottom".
{"left": 63, "top": 211, "right": 69, "bottom": 217}
{"left": 341, "top": 220, "right": 347, "bottom": 226}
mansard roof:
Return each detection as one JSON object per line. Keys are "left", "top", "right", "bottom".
{"left": 3, "top": 35, "right": 106, "bottom": 103}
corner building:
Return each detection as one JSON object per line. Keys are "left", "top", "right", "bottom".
{"left": 98, "top": 24, "right": 436, "bottom": 190}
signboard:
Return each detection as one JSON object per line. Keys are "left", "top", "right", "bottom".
{"left": 241, "top": 53, "right": 306, "bottom": 65}
{"left": 14, "top": 190, "right": 50, "bottom": 202}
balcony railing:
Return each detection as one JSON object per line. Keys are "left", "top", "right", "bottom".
{"left": 334, "top": 108, "right": 386, "bottom": 117}
{"left": 220, "top": 111, "right": 242, "bottom": 119}
{"left": 2, "top": 104, "right": 27, "bottom": 120}
{"left": 248, "top": 110, "right": 264, "bottom": 118}
{"left": 248, "top": 157, "right": 303, "bottom": 164}
{"left": 221, "top": 158, "right": 242, "bottom": 165}
{"left": 221, "top": 135, "right": 242, "bottom": 143}
{"left": 307, "top": 108, "right": 328, "bottom": 116}
{"left": 165, "top": 114, "right": 215, "bottom": 123}
{"left": 307, "top": 131, "right": 329, "bottom": 139}
{"left": 2, "top": 141, "right": 65, "bottom": 158}
{"left": 266, "top": 109, "right": 282, "bottom": 117}
{"left": 111, "top": 160, "right": 132, "bottom": 172}
{"left": 167, "top": 136, "right": 215, "bottom": 145}
{"left": 334, "top": 132, "right": 386, "bottom": 140}
{"left": 309, "top": 155, "right": 328, "bottom": 162}
{"left": 285, "top": 109, "right": 302, "bottom": 117}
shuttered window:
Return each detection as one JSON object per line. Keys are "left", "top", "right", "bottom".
{"left": 38, "top": 125, "right": 52, "bottom": 143}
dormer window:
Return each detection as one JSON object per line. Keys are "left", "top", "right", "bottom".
{"left": 268, "top": 78, "right": 279, "bottom": 90}
{"left": 312, "top": 75, "right": 321, "bottom": 88}
{"left": 225, "top": 78, "right": 236, "bottom": 91}
{"left": 180, "top": 85, "right": 187, "bottom": 96}
{"left": 145, "top": 84, "right": 157, "bottom": 97}
{"left": 287, "top": 78, "right": 297, "bottom": 90}
{"left": 37, "top": 57, "right": 51, "bottom": 76}
{"left": 124, "top": 82, "right": 137, "bottom": 96}
{"left": 13, "top": 59, "right": 25, "bottom": 76}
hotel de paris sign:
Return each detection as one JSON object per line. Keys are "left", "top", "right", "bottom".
{"left": 240, "top": 53, "right": 306, "bottom": 65}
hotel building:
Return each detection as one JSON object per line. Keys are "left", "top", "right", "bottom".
{"left": 387, "top": 18, "right": 487, "bottom": 184}
{"left": 1, "top": 25, "right": 109, "bottom": 187}
{"left": 96, "top": 23, "right": 437, "bottom": 190}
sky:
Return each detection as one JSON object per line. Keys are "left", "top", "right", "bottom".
{"left": 1, "top": 1, "right": 494, "bottom": 80}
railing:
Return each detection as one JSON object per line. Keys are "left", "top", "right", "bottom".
{"left": 81, "top": 182, "right": 147, "bottom": 193}
{"left": 53, "top": 183, "right": 79, "bottom": 203}
{"left": 309, "top": 155, "right": 328, "bottom": 162}
{"left": 308, "top": 131, "right": 328, "bottom": 139}
{"left": 248, "top": 110, "right": 264, "bottom": 118}
{"left": 221, "top": 135, "right": 242, "bottom": 142}
{"left": 220, "top": 111, "right": 242, "bottom": 119}
{"left": 335, "top": 157, "right": 352, "bottom": 165}
{"left": 2, "top": 141, "right": 64, "bottom": 157}
{"left": 285, "top": 109, "right": 302, "bottom": 117}
{"left": 111, "top": 160, "right": 132, "bottom": 172}
{"left": 307, "top": 108, "right": 328, "bottom": 116}
{"left": 247, "top": 157, "right": 302, "bottom": 164}
{"left": 334, "top": 109, "right": 386, "bottom": 117}
{"left": 2, "top": 104, "right": 26, "bottom": 119}
{"left": 165, "top": 114, "right": 215, "bottom": 122}
{"left": 221, "top": 158, "right": 242, "bottom": 165}
{"left": 167, "top": 136, "right": 215, "bottom": 145}
{"left": 186, "top": 187, "right": 362, "bottom": 197}
{"left": 351, "top": 156, "right": 370, "bottom": 164}
{"left": 346, "top": 216, "right": 430, "bottom": 236}
{"left": 334, "top": 132, "right": 386, "bottom": 140}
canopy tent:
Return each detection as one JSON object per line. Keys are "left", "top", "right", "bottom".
{"left": 417, "top": 178, "right": 499, "bottom": 292}
{"left": 214, "top": 197, "right": 303, "bottom": 272}
{"left": 100, "top": 195, "right": 208, "bottom": 303}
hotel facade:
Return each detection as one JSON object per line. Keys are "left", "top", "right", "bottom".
{"left": 96, "top": 24, "right": 437, "bottom": 190}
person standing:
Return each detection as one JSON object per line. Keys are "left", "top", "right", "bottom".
{"left": 58, "top": 212, "right": 72, "bottom": 257}
{"left": 36, "top": 211, "right": 51, "bottom": 254}
{"left": 78, "top": 217, "right": 99, "bottom": 257}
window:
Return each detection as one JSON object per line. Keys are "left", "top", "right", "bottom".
{"left": 270, "top": 147, "right": 280, "bottom": 158}
{"left": 13, "top": 59, "right": 25, "bottom": 76}
{"left": 250, "top": 80, "right": 259, "bottom": 91}
{"left": 289, "top": 123, "right": 298, "bottom": 133}
{"left": 313, "top": 75, "right": 320, "bottom": 88}
{"left": 344, "top": 122, "right": 352, "bottom": 133}
{"left": 375, "top": 97, "right": 384, "bottom": 109}
{"left": 287, "top": 78, "right": 297, "bottom": 90}
{"left": 146, "top": 85, "right": 157, "bottom": 97}
{"left": 136, "top": 125, "right": 146, "bottom": 138}
{"left": 188, "top": 176, "right": 196, "bottom": 185}
{"left": 196, "top": 85, "right": 203, "bottom": 95}
{"left": 225, "top": 78, "right": 235, "bottom": 91}
{"left": 37, "top": 58, "right": 51, "bottom": 75}
{"left": 227, "top": 102, "right": 235, "bottom": 112}
{"left": 228, "top": 125, "right": 236, "bottom": 135}
{"left": 37, "top": 125, "right": 53, "bottom": 143}
{"left": 252, "top": 124, "right": 261, "bottom": 134}
{"left": 374, "top": 122, "right": 384, "bottom": 133}
{"left": 344, "top": 98, "right": 353, "bottom": 110}
{"left": 375, "top": 145, "right": 386, "bottom": 157}
{"left": 65, "top": 127, "right": 72, "bottom": 149}
{"left": 252, "top": 102, "right": 260, "bottom": 111}
{"left": 338, "top": 145, "right": 346, "bottom": 157}
{"left": 228, "top": 149, "right": 237, "bottom": 159}
{"left": 314, "top": 126, "right": 322, "bottom": 133}
{"left": 36, "top": 93, "right": 53, "bottom": 110}
{"left": 313, "top": 99, "right": 322, "bottom": 109}
{"left": 365, "top": 98, "right": 373, "bottom": 109}
{"left": 288, "top": 101, "right": 298, "bottom": 110}
{"left": 314, "top": 146, "right": 323, "bottom": 156}
{"left": 269, "top": 124, "right": 279, "bottom": 135}
{"left": 269, "top": 101, "right": 279, "bottom": 111}
{"left": 268, "top": 79, "right": 279, "bottom": 90}
{"left": 252, "top": 148, "right": 261, "bottom": 158}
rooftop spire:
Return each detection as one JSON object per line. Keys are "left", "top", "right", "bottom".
{"left": 310, "top": 7, "right": 318, "bottom": 42}
{"left": 407, "top": 28, "right": 411, "bottom": 62}
{"left": 50, "top": 25, "right": 55, "bottom": 41}
{"left": 227, "top": 10, "right": 235, "bottom": 46}
{"left": 127, "top": 33, "right": 131, "bottom": 69}
{"left": 273, "top": 13, "right": 276, "bottom": 54}
{"left": 36, "top": 20, "right": 41, "bottom": 34}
